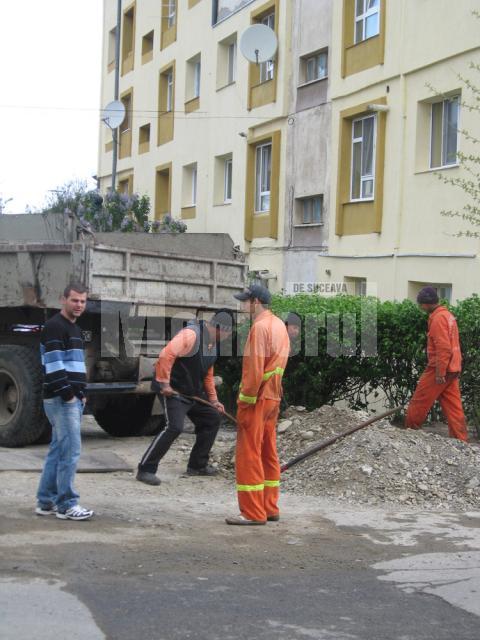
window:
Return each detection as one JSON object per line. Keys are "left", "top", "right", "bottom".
{"left": 161, "top": 0, "right": 177, "bottom": 49}
{"left": 354, "top": 0, "right": 380, "bottom": 44}
{"left": 228, "top": 42, "right": 237, "bottom": 84}
{"left": 214, "top": 0, "right": 255, "bottom": 24}
{"left": 224, "top": 158, "right": 233, "bottom": 202}
{"left": 166, "top": 70, "right": 173, "bottom": 112}
{"left": 191, "top": 165, "right": 198, "bottom": 205}
{"left": 182, "top": 164, "right": 198, "bottom": 217}
{"left": 430, "top": 96, "right": 459, "bottom": 169}
{"left": 255, "top": 143, "right": 272, "bottom": 213}
{"left": 409, "top": 281, "right": 452, "bottom": 304}
{"left": 167, "top": 0, "right": 176, "bottom": 28}
{"left": 141, "top": 30, "right": 154, "bottom": 64}
{"left": 351, "top": 114, "right": 376, "bottom": 201}
{"left": 119, "top": 90, "right": 133, "bottom": 158}
{"left": 121, "top": 6, "right": 135, "bottom": 75}
{"left": 300, "top": 196, "right": 323, "bottom": 224}
{"left": 155, "top": 164, "right": 172, "bottom": 220}
{"left": 345, "top": 277, "right": 367, "bottom": 297}
{"left": 259, "top": 13, "right": 275, "bottom": 83}
{"left": 139, "top": 123, "right": 150, "bottom": 154}
{"left": 217, "top": 35, "right": 237, "bottom": 90}
{"left": 158, "top": 64, "right": 175, "bottom": 146}
{"left": 193, "top": 61, "right": 201, "bottom": 98}
{"left": 305, "top": 51, "right": 328, "bottom": 83}
{"left": 185, "top": 54, "right": 201, "bottom": 111}
{"left": 107, "top": 28, "right": 116, "bottom": 72}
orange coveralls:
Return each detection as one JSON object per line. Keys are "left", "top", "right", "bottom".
{"left": 405, "top": 306, "right": 468, "bottom": 441}
{"left": 236, "top": 310, "right": 290, "bottom": 522}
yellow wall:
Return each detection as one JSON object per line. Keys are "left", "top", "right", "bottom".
{"left": 327, "top": 0, "right": 480, "bottom": 301}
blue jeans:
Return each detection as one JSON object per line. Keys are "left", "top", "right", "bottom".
{"left": 37, "top": 397, "right": 84, "bottom": 513}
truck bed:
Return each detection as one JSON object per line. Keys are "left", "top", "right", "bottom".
{"left": 0, "top": 213, "right": 246, "bottom": 312}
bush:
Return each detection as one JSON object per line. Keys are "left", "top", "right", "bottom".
{"left": 216, "top": 294, "right": 480, "bottom": 429}
{"left": 42, "top": 180, "right": 187, "bottom": 234}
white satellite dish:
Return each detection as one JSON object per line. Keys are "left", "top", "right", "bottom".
{"left": 240, "top": 24, "right": 278, "bottom": 64}
{"left": 101, "top": 100, "right": 126, "bottom": 129}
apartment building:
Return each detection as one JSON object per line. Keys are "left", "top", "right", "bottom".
{"left": 97, "top": 0, "right": 297, "bottom": 291}
{"left": 322, "top": 0, "right": 480, "bottom": 302}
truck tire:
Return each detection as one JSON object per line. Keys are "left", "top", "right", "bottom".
{"left": 93, "top": 395, "right": 154, "bottom": 437}
{"left": 138, "top": 414, "right": 166, "bottom": 437}
{"left": 0, "top": 345, "right": 49, "bottom": 447}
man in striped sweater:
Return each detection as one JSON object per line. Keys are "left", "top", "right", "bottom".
{"left": 36, "top": 283, "right": 94, "bottom": 521}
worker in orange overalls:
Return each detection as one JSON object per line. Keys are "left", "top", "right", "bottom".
{"left": 226, "top": 285, "right": 290, "bottom": 525}
{"left": 405, "top": 286, "right": 468, "bottom": 442}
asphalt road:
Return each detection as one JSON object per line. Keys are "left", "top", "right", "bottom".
{"left": 1, "top": 423, "right": 479, "bottom": 639}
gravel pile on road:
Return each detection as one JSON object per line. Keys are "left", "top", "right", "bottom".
{"left": 215, "top": 405, "right": 480, "bottom": 510}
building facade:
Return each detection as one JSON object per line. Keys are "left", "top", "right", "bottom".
{"left": 98, "top": 1, "right": 480, "bottom": 302}
{"left": 323, "top": 0, "right": 480, "bottom": 302}
{"left": 98, "top": 0, "right": 301, "bottom": 292}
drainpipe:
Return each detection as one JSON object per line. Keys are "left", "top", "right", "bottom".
{"left": 111, "top": 0, "right": 122, "bottom": 192}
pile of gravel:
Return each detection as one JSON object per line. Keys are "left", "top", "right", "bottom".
{"left": 215, "top": 405, "right": 480, "bottom": 510}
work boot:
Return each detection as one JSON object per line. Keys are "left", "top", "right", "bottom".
{"left": 225, "top": 514, "right": 266, "bottom": 526}
{"left": 136, "top": 470, "right": 161, "bottom": 486}
{"left": 186, "top": 464, "right": 218, "bottom": 477}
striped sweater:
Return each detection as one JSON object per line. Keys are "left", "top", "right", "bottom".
{"left": 40, "top": 313, "right": 87, "bottom": 401}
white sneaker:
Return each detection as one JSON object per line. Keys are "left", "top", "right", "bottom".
{"left": 56, "top": 505, "right": 94, "bottom": 521}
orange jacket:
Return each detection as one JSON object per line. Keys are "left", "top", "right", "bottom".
{"left": 238, "top": 310, "right": 290, "bottom": 405}
{"left": 427, "top": 306, "right": 462, "bottom": 376}
{"left": 155, "top": 328, "right": 217, "bottom": 402}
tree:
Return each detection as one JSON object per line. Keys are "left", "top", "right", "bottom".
{"left": 40, "top": 180, "right": 187, "bottom": 234}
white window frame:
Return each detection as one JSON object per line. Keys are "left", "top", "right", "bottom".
{"left": 350, "top": 114, "right": 376, "bottom": 202}
{"left": 167, "top": 0, "right": 176, "bottom": 28}
{"left": 259, "top": 13, "right": 275, "bottom": 83}
{"left": 429, "top": 96, "right": 460, "bottom": 169}
{"left": 166, "top": 70, "right": 173, "bottom": 112}
{"left": 224, "top": 158, "right": 233, "bottom": 203}
{"left": 305, "top": 51, "right": 328, "bottom": 83}
{"left": 255, "top": 142, "right": 272, "bottom": 213}
{"left": 191, "top": 165, "right": 197, "bottom": 205}
{"left": 354, "top": 0, "right": 380, "bottom": 44}
{"left": 193, "top": 60, "right": 201, "bottom": 98}
{"left": 227, "top": 41, "right": 237, "bottom": 84}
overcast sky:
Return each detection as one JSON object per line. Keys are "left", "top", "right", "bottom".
{"left": 0, "top": 1, "right": 103, "bottom": 214}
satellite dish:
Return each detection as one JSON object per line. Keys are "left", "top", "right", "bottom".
{"left": 240, "top": 24, "right": 278, "bottom": 64}
{"left": 101, "top": 100, "right": 126, "bottom": 129}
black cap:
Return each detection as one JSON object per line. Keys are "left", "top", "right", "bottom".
{"left": 208, "top": 309, "right": 235, "bottom": 332}
{"left": 234, "top": 284, "right": 272, "bottom": 305}
{"left": 417, "top": 286, "right": 439, "bottom": 304}
{"left": 285, "top": 312, "right": 301, "bottom": 327}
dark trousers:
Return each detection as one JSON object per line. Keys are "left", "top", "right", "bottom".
{"left": 138, "top": 395, "right": 221, "bottom": 474}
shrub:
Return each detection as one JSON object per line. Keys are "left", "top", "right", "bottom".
{"left": 216, "top": 294, "right": 480, "bottom": 431}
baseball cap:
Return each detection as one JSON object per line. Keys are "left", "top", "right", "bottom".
{"left": 234, "top": 284, "right": 272, "bottom": 305}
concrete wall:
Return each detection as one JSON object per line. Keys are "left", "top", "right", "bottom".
{"left": 282, "top": 0, "right": 332, "bottom": 290}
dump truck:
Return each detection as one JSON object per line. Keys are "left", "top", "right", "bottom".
{"left": 0, "top": 212, "right": 247, "bottom": 447}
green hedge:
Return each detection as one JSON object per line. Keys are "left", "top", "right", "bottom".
{"left": 216, "top": 294, "right": 480, "bottom": 426}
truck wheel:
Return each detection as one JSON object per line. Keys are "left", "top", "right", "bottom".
{"left": 138, "top": 414, "right": 166, "bottom": 437}
{"left": 93, "top": 396, "right": 154, "bottom": 437}
{"left": 0, "top": 345, "right": 49, "bottom": 447}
